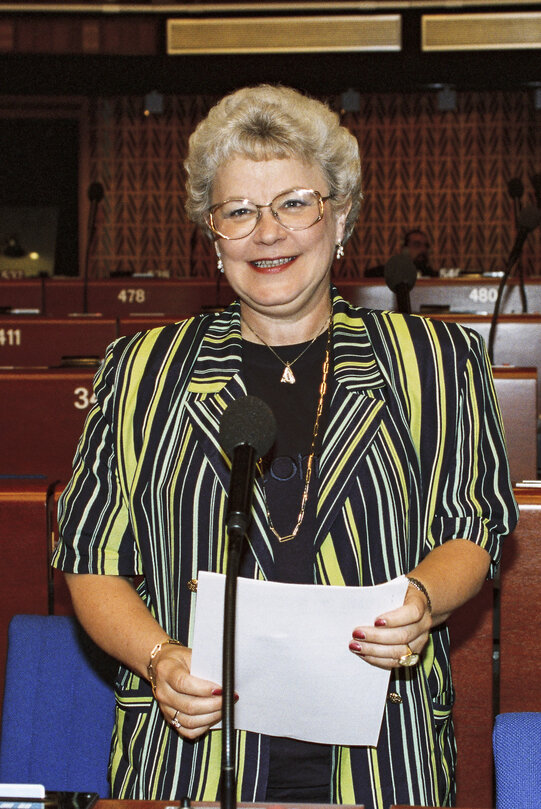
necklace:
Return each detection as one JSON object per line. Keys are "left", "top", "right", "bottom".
{"left": 258, "top": 314, "right": 332, "bottom": 543}
{"left": 242, "top": 312, "right": 331, "bottom": 384}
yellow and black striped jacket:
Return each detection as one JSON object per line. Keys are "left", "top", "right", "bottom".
{"left": 53, "top": 289, "right": 517, "bottom": 809}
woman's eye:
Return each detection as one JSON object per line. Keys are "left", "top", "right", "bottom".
{"left": 281, "top": 197, "right": 306, "bottom": 209}
{"left": 224, "top": 206, "right": 255, "bottom": 219}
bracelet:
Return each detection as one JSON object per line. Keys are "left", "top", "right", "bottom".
{"left": 406, "top": 576, "right": 433, "bottom": 615}
{"left": 147, "top": 638, "right": 182, "bottom": 698}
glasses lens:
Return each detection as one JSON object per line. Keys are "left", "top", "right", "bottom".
{"left": 272, "top": 189, "right": 322, "bottom": 230}
{"left": 211, "top": 199, "right": 258, "bottom": 239}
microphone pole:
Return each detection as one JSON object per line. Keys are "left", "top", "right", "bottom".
{"left": 219, "top": 396, "right": 276, "bottom": 809}
{"left": 506, "top": 178, "right": 527, "bottom": 313}
{"left": 487, "top": 205, "right": 541, "bottom": 363}
{"left": 83, "top": 182, "right": 104, "bottom": 313}
{"left": 384, "top": 254, "right": 418, "bottom": 315}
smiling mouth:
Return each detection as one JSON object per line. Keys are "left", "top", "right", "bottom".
{"left": 251, "top": 256, "right": 297, "bottom": 270}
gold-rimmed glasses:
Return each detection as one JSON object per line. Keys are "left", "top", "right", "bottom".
{"left": 206, "top": 188, "right": 332, "bottom": 240}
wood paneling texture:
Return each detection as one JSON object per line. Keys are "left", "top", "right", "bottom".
{"left": 499, "top": 490, "right": 541, "bottom": 714}
{"left": 83, "top": 91, "right": 540, "bottom": 279}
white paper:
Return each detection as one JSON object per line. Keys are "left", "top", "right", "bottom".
{"left": 0, "top": 786, "right": 46, "bottom": 799}
{"left": 191, "top": 572, "right": 409, "bottom": 746}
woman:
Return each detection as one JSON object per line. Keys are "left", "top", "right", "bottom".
{"left": 53, "top": 84, "right": 518, "bottom": 808}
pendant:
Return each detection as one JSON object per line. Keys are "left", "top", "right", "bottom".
{"left": 280, "top": 364, "right": 296, "bottom": 384}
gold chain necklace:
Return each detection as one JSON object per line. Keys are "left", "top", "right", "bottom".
{"left": 257, "top": 315, "right": 332, "bottom": 543}
{"left": 242, "top": 313, "right": 330, "bottom": 384}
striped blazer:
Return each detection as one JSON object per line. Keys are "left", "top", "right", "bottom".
{"left": 53, "top": 289, "right": 517, "bottom": 809}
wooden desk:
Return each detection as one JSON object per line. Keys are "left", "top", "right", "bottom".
{"left": 0, "top": 316, "right": 117, "bottom": 368}
{"left": 95, "top": 801, "right": 488, "bottom": 809}
{"left": 2, "top": 275, "right": 541, "bottom": 317}
{"left": 86, "top": 279, "right": 234, "bottom": 318}
{"left": 0, "top": 368, "right": 96, "bottom": 484}
{"left": 448, "top": 582, "right": 494, "bottom": 808}
{"left": 492, "top": 366, "right": 538, "bottom": 484}
{"left": 499, "top": 487, "right": 541, "bottom": 714}
{"left": 337, "top": 276, "right": 541, "bottom": 315}
{"left": 433, "top": 313, "right": 541, "bottom": 410}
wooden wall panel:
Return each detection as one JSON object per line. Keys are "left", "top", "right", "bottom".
{"left": 85, "top": 90, "right": 541, "bottom": 279}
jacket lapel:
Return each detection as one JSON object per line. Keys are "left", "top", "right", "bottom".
{"left": 184, "top": 302, "right": 276, "bottom": 576}
{"left": 315, "top": 296, "right": 389, "bottom": 548}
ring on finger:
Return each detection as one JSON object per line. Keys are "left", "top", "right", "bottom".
{"left": 398, "top": 644, "right": 420, "bottom": 667}
{"left": 171, "top": 709, "right": 182, "bottom": 729}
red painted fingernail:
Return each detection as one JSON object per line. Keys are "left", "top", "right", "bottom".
{"left": 352, "top": 629, "right": 366, "bottom": 640}
{"left": 375, "top": 618, "right": 386, "bottom": 627}
{"left": 234, "top": 693, "right": 240, "bottom": 703}
{"left": 212, "top": 688, "right": 223, "bottom": 696}
{"left": 349, "top": 641, "right": 363, "bottom": 653}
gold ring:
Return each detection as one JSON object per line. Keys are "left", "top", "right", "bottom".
{"left": 398, "top": 645, "right": 420, "bottom": 667}
{"left": 171, "top": 710, "right": 182, "bottom": 729}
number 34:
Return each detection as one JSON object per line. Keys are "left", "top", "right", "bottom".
{"left": 74, "top": 387, "right": 97, "bottom": 410}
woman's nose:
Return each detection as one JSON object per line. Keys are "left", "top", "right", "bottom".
{"left": 253, "top": 207, "right": 286, "bottom": 243}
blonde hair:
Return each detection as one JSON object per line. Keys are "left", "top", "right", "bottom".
{"left": 184, "top": 84, "right": 362, "bottom": 242}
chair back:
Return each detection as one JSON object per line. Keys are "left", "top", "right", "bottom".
{"left": 493, "top": 711, "right": 541, "bottom": 809}
{"left": 0, "top": 614, "right": 117, "bottom": 796}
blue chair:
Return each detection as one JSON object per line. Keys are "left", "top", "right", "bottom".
{"left": 0, "top": 614, "right": 117, "bottom": 796}
{"left": 493, "top": 711, "right": 541, "bottom": 809}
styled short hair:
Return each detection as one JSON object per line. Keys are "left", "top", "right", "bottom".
{"left": 184, "top": 84, "right": 362, "bottom": 242}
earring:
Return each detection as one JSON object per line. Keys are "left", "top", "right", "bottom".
{"left": 214, "top": 242, "right": 224, "bottom": 274}
{"left": 335, "top": 242, "right": 344, "bottom": 260}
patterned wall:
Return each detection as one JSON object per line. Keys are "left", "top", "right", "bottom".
{"left": 88, "top": 89, "right": 541, "bottom": 279}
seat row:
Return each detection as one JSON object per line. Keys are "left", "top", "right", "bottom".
{"left": 0, "top": 479, "right": 539, "bottom": 807}
{"left": 0, "top": 363, "right": 536, "bottom": 486}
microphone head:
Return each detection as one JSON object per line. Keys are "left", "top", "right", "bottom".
{"left": 384, "top": 254, "right": 417, "bottom": 293}
{"left": 507, "top": 177, "right": 524, "bottom": 199}
{"left": 517, "top": 204, "right": 541, "bottom": 233}
{"left": 219, "top": 395, "right": 276, "bottom": 459}
{"left": 88, "top": 181, "right": 105, "bottom": 202}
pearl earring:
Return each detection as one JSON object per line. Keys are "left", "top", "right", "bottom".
{"left": 217, "top": 255, "right": 224, "bottom": 273}
{"left": 335, "top": 242, "right": 344, "bottom": 260}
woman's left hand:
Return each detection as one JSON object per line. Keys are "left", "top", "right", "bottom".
{"left": 349, "top": 585, "right": 432, "bottom": 670}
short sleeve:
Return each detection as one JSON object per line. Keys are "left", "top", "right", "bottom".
{"left": 428, "top": 328, "right": 519, "bottom": 576}
{"left": 52, "top": 338, "right": 143, "bottom": 577}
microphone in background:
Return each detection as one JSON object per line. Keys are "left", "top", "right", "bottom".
{"left": 83, "top": 181, "right": 105, "bottom": 313}
{"left": 488, "top": 204, "right": 541, "bottom": 362}
{"left": 219, "top": 395, "right": 276, "bottom": 537}
{"left": 384, "top": 253, "right": 417, "bottom": 315}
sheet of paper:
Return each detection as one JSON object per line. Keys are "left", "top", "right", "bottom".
{"left": 191, "top": 572, "right": 409, "bottom": 746}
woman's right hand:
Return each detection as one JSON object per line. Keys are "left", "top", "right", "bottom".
{"left": 151, "top": 643, "right": 224, "bottom": 740}
{"left": 64, "top": 574, "right": 225, "bottom": 741}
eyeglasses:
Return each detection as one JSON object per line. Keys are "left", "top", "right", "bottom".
{"left": 206, "top": 188, "right": 332, "bottom": 240}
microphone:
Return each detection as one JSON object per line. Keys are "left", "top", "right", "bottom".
{"left": 219, "top": 395, "right": 276, "bottom": 809}
{"left": 384, "top": 254, "right": 417, "bottom": 314}
{"left": 220, "top": 395, "right": 276, "bottom": 536}
{"left": 87, "top": 181, "right": 105, "bottom": 203}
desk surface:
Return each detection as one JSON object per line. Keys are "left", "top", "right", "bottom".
{"left": 95, "top": 802, "right": 489, "bottom": 809}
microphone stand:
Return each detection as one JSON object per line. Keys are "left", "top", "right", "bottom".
{"left": 221, "top": 444, "right": 258, "bottom": 809}
{"left": 488, "top": 243, "right": 529, "bottom": 363}
{"left": 488, "top": 206, "right": 541, "bottom": 363}
{"left": 221, "top": 525, "right": 243, "bottom": 809}
{"left": 83, "top": 183, "right": 104, "bottom": 314}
